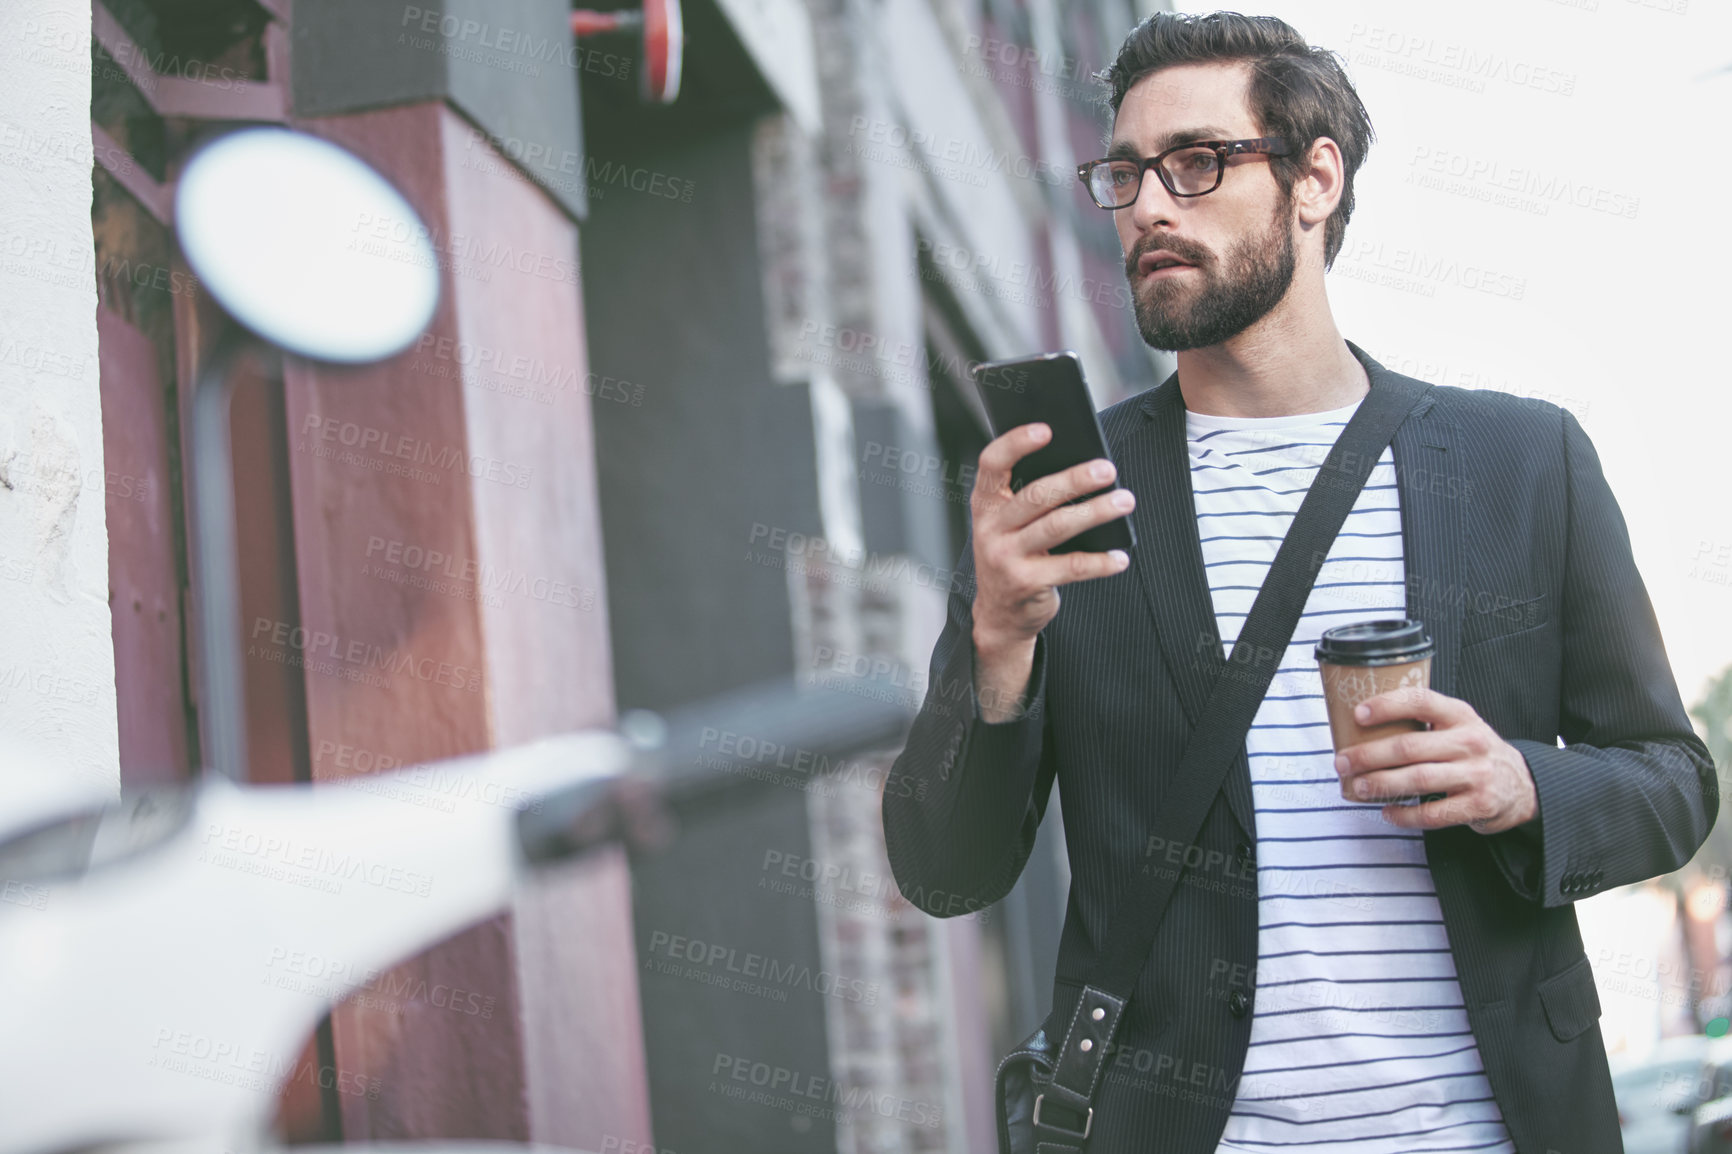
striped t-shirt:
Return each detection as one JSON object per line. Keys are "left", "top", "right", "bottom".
{"left": 1187, "top": 399, "right": 1516, "bottom": 1154}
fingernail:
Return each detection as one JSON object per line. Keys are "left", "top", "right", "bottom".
{"left": 1111, "top": 489, "right": 1134, "bottom": 509}
{"left": 1334, "top": 753, "right": 1349, "bottom": 773}
{"left": 1354, "top": 704, "right": 1370, "bottom": 722}
{"left": 1031, "top": 424, "right": 1050, "bottom": 440}
{"left": 1091, "top": 460, "right": 1114, "bottom": 481}
{"left": 1108, "top": 550, "right": 1129, "bottom": 568}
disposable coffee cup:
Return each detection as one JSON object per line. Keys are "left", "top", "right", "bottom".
{"left": 1315, "top": 619, "right": 1434, "bottom": 754}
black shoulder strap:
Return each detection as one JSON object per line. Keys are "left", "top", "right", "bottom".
{"left": 1029, "top": 373, "right": 1433, "bottom": 1147}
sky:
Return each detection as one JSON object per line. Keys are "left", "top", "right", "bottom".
{"left": 1173, "top": 0, "right": 1732, "bottom": 715}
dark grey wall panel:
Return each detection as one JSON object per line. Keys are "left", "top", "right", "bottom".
{"left": 292, "top": 0, "right": 587, "bottom": 218}
{"left": 852, "top": 399, "right": 950, "bottom": 572}
{"left": 580, "top": 117, "right": 812, "bottom": 715}
{"left": 579, "top": 106, "right": 834, "bottom": 1152}
{"left": 630, "top": 786, "right": 838, "bottom": 1154}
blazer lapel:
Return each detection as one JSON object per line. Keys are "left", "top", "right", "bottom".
{"left": 1121, "top": 373, "right": 1224, "bottom": 724}
{"left": 1346, "top": 342, "right": 1464, "bottom": 698}
{"left": 1118, "top": 374, "right": 1255, "bottom": 837}
{"left": 1343, "top": 348, "right": 1478, "bottom": 899}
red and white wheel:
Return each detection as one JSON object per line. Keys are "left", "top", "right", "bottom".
{"left": 570, "top": 0, "right": 683, "bottom": 104}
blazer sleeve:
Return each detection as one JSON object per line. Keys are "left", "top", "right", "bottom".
{"left": 881, "top": 525, "right": 1060, "bottom": 916}
{"left": 1484, "top": 408, "right": 1718, "bottom": 905}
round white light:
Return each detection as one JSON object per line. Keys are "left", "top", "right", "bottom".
{"left": 175, "top": 127, "right": 440, "bottom": 364}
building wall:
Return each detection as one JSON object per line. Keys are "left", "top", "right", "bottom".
{"left": 0, "top": 0, "right": 121, "bottom": 795}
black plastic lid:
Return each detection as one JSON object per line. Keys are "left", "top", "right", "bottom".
{"left": 1314, "top": 619, "right": 1433, "bottom": 665}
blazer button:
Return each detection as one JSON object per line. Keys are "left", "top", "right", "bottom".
{"left": 1235, "top": 842, "right": 1254, "bottom": 865}
{"left": 1228, "top": 991, "right": 1250, "bottom": 1018}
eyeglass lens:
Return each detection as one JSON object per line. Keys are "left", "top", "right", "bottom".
{"left": 1088, "top": 147, "right": 1222, "bottom": 206}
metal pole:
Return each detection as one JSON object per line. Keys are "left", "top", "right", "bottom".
{"left": 190, "top": 330, "right": 250, "bottom": 780}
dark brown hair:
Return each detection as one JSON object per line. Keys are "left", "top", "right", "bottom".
{"left": 1101, "top": 11, "right": 1373, "bottom": 268}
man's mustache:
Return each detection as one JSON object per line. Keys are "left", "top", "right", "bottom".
{"left": 1124, "top": 239, "right": 1210, "bottom": 280}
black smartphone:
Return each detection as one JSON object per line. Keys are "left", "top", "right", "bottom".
{"left": 969, "top": 350, "right": 1136, "bottom": 555}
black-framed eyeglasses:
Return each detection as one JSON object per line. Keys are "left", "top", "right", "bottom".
{"left": 1076, "top": 137, "right": 1293, "bottom": 209}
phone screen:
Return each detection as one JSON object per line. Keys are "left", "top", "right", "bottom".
{"left": 970, "top": 351, "right": 1135, "bottom": 555}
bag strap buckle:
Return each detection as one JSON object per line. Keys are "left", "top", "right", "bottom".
{"left": 1032, "top": 1093, "right": 1093, "bottom": 1140}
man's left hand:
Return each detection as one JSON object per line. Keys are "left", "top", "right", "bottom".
{"left": 1333, "top": 687, "right": 1538, "bottom": 834}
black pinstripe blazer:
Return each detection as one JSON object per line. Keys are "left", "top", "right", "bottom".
{"left": 882, "top": 341, "right": 1718, "bottom": 1153}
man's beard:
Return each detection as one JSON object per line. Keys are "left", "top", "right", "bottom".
{"left": 1125, "top": 197, "right": 1297, "bottom": 352}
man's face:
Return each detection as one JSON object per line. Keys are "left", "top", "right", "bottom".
{"left": 1110, "top": 62, "right": 1298, "bottom": 352}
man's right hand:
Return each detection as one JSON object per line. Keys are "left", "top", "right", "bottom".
{"left": 968, "top": 422, "right": 1134, "bottom": 722}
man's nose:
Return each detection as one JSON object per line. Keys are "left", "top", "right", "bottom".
{"left": 1126, "top": 166, "right": 1181, "bottom": 230}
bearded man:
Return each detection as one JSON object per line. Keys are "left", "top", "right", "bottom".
{"left": 882, "top": 11, "right": 1715, "bottom": 1154}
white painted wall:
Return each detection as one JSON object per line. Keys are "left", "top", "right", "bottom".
{"left": 0, "top": 1, "right": 121, "bottom": 796}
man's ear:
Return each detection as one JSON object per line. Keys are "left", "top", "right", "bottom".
{"left": 1293, "top": 135, "right": 1346, "bottom": 227}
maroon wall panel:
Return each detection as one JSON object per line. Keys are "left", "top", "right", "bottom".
{"left": 98, "top": 304, "right": 191, "bottom": 785}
